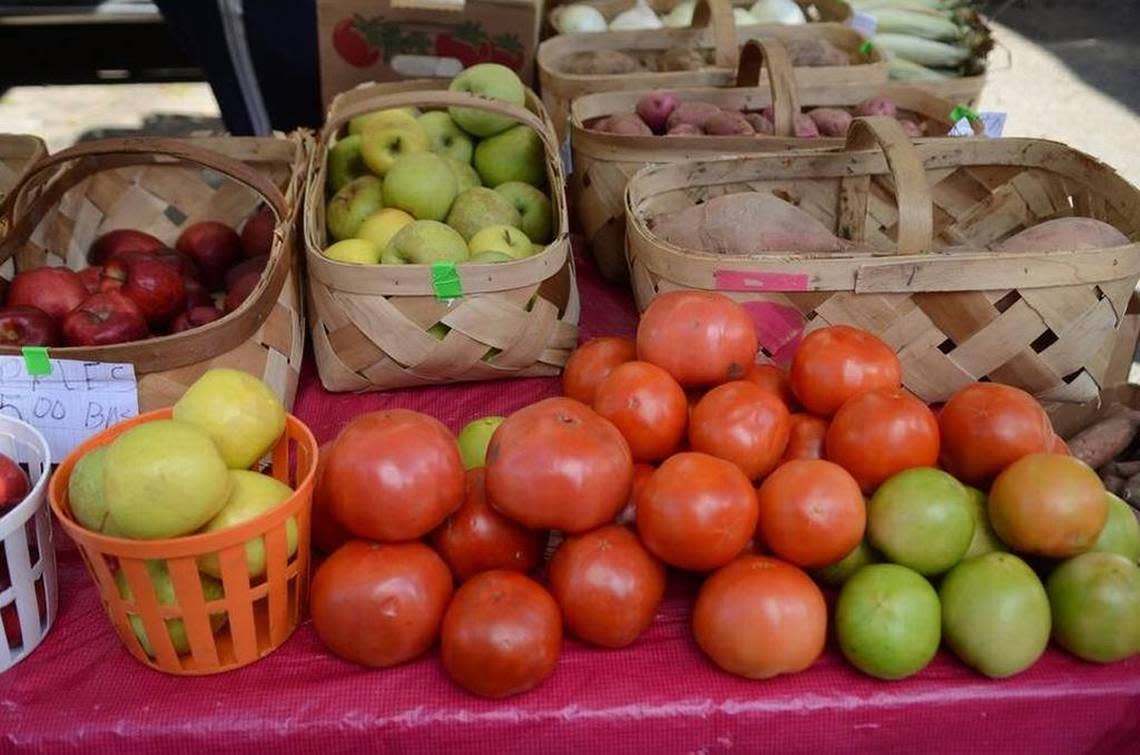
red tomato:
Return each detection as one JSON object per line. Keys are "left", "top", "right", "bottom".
{"left": 825, "top": 387, "right": 940, "bottom": 492}
{"left": 989, "top": 454, "right": 1107, "bottom": 557}
{"left": 548, "top": 525, "right": 665, "bottom": 648}
{"left": 637, "top": 291, "right": 758, "bottom": 388}
{"left": 562, "top": 336, "right": 637, "bottom": 406}
{"left": 440, "top": 570, "right": 562, "bottom": 698}
{"left": 938, "top": 383, "right": 1053, "bottom": 486}
{"left": 594, "top": 361, "right": 688, "bottom": 462}
{"left": 486, "top": 397, "right": 633, "bottom": 533}
{"left": 636, "top": 452, "right": 759, "bottom": 571}
{"left": 431, "top": 469, "right": 546, "bottom": 581}
{"left": 781, "top": 414, "right": 827, "bottom": 463}
{"left": 690, "top": 381, "right": 790, "bottom": 480}
{"left": 1051, "top": 434, "right": 1071, "bottom": 455}
{"left": 790, "top": 325, "right": 901, "bottom": 417}
{"left": 756, "top": 459, "right": 865, "bottom": 568}
{"left": 693, "top": 555, "right": 827, "bottom": 679}
{"left": 742, "top": 363, "right": 794, "bottom": 406}
{"left": 311, "top": 541, "right": 453, "bottom": 667}
{"left": 311, "top": 442, "right": 351, "bottom": 553}
{"left": 324, "top": 410, "right": 465, "bottom": 541}
{"left": 616, "top": 463, "right": 656, "bottom": 526}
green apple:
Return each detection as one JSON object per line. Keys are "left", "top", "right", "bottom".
{"left": 495, "top": 182, "right": 553, "bottom": 243}
{"left": 467, "top": 251, "right": 514, "bottom": 264}
{"left": 197, "top": 470, "right": 298, "bottom": 580}
{"left": 104, "top": 420, "right": 231, "bottom": 539}
{"left": 360, "top": 123, "right": 430, "bottom": 176}
{"left": 326, "top": 134, "right": 367, "bottom": 193}
{"left": 418, "top": 111, "right": 474, "bottom": 164}
{"left": 474, "top": 125, "right": 545, "bottom": 188}
{"left": 382, "top": 152, "right": 458, "bottom": 221}
{"left": 531, "top": 243, "right": 545, "bottom": 255}
{"left": 448, "top": 63, "right": 526, "bottom": 137}
{"left": 173, "top": 368, "right": 287, "bottom": 470}
{"left": 457, "top": 416, "right": 506, "bottom": 469}
{"left": 326, "top": 176, "right": 384, "bottom": 241}
{"left": 468, "top": 225, "right": 534, "bottom": 259}
{"left": 444, "top": 155, "right": 481, "bottom": 193}
{"left": 356, "top": 208, "right": 414, "bottom": 254}
{"left": 324, "top": 238, "right": 381, "bottom": 264}
{"left": 383, "top": 220, "right": 469, "bottom": 265}
{"left": 115, "top": 560, "right": 226, "bottom": 656}
{"left": 445, "top": 187, "right": 521, "bottom": 241}
{"left": 69, "top": 446, "right": 109, "bottom": 532}
{"left": 348, "top": 107, "right": 420, "bottom": 136}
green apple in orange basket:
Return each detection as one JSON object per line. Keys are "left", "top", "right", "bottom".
{"left": 444, "top": 155, "right": 481, "bottom": 193}
{"left": 348, "top": 107, "right": 420, "bottom": 136}
{"left": 69, "top": 446, "right": 110, "bottom": 532}
{"left": 448, "top": 64, "right": 526, "bottom": 137}
{"left": 383, "top": 220, "right": 469, "bottom": 265}
{"left": 173, "top": 368, "right": 286, "bottom": 470}
{"left": 474, "top": 125, "right": 545, "bottom": 188}
{"left": 495, "top": 182, "right": 553, "bottom": 244}
{"left": 197, "top": 470, "right": 298, "bottom": 579}
{"left": 457, "top": 416, "right": 506, "bottom": 469}
{"left": 115, "top": 560, "right": 227, "bottom": 656}
{"left": 383, "top": 152, "right": 458, "bottom": 222}
{"left": 446, "top": 187, "right": 521, "bottom": 241}
{"left": 468, "top": 225, "right": 533, "bottom": 260}
{"left": 419, "top": 111, "right": 474, "bottom": 164}
{"left": 326, "top": 176, "right": 384, "bottom": 241}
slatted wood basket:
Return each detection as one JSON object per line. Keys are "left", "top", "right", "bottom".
{"left": 572, "top": 38, "right": 978, "bottom": 282}
{"left": 625, "top": 116, "right": 1140, "bottom": 404}
{"left": 0, "top": 136, "right": 308, "bottom": 411}
{"left": 0, "top": 134, "right": 47, "bottom": 201}
{"left": 304, "top": 80, "right": 578, "bottom": 392}
{"left": 538, "top": 0, "right": 886, "bottom": 140}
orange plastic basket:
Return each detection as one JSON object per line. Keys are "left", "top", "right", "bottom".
{"left": 49, "top": 409, "right": 318, "bottom": 675}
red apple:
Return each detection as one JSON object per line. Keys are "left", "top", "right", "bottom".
{"left": 171, "top": 306, "right": 224, "bottom": 333}
{"left": 224, "top": 254, "right": 269, "bottom": 291}
{"left": 224, "top": 270, "right": 261, "bottom": 313}
{"left": 62, "top": 291, "right": 149, "bottom": 346}
{"left": 78, "top": 267, "right": 102, "bottom": 294}
{"left": 8, "top": 267, "right": 87, "bottom": 321}
{"left": 0, "top": 276, "right": 9, "bottom": 306}
{"left": 0, "top": 307, "right": 60, "bottom": 347}
{"left": 183, "top": 277, "right": 214, "bottom": 310}
{"left": 100, "top": 252, "right": 186, "bottom": 325}
{"left": 88, "top": 229, "right": 164, "bottom": 265}
{"left": 151, "top": 248, "right": 200, "bottom": 280}
{"left": 0, "top": 452, "right": 29, "bottom": 509}
{"left": 241, "top": 205, "right": 275, "bottom": 259}
{"left": 176, "top": 221, "right": 242, "bottom": 290}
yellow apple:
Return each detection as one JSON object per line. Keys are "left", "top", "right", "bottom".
{"left": 172, "top": 368, "right": 286, "bottom": 470}
{"left": 348, "top": 107, "right": 420, "bottom": 135}
{"left": 116, "top": 560, "right": 226, "bottom": 656}
{"left": 468, "top": 225, "right": 533, "bottom": 259}
{"left": 355, "top": 208, "right": 414, "bottom": 254}
{"left": 324, "top": 238, "right": 381, "bottom": 264}
{"left": 104, "top": 420, "right": 232, "bottom": 539}
{"left": 197, "top": 470, "right": 298, "bottom": 579}
{"left": 360, "top": 123, "right": 430, "bottom": 176}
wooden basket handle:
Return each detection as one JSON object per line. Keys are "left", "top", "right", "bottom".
{"left": 691, "top": 0, "right": 738, "bottom": 68}
{"left": 845, "top": 117, "right": 933, "bottom": 256}
{"left": 735, "top": 38, "right": 800, "bottom": 138}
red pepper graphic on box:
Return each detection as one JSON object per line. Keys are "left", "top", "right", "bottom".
{"left": 332, "top": 16, "right": 380, "bottom": 67}
{"left": 334, "top": 16, "right": 526, "bottom": 74}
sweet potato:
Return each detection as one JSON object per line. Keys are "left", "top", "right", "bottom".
{"left": 807, "top": 108, "right": 852, "bottom": 137}
{"left": 600, "top": 113, "right": 652, "bottom": 135}
{"left": 897, "top": 119, "right": 924, "bottom": 137}
{"left": 704, "top": 110, "right": 755, "bottom": 136}
{"left": 794, "top": 114, "right": 820, "bottom": 138}
{"left": 994, "top": 217, "right": 1130, "bottom": 253}
{"left": 650, "top": 191, "right": 851, "bottom": 255}
{"left": 666, "top": 101, "right": 722, "bottom": 131}
{"left": 637, "top": 92, "right": 680, "bottom": 134}
{"left": 746, "top": 113, "right": 774, "bottom": 135}
{"left": 666, "top": 123, "right": 702, "bottom": 136}
{"left": 1102, "top": 460, "right": 1140, "bottom": 479}
{"left": 1067, "top": 404, "right": 1140, "bottom": 470}
{"left": 786, "top": 38, "right": 850, "bottom": 67}
{"left": 856, "top": 96, "right": 898, "bottom": 118}
{"left": 657, "top": 47, "right": 706, "bottom": 72}
{"left": 560, "top": 50, "right": 640, "bottom": 75}
{"left": 1103, "top": 474, "right": 1126, "bottom": 496}
{"left": 1122, "top": 472, "right": 1140, "bottom": 507}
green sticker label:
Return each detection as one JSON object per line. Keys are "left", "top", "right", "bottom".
{"left": 22, "top": 346, "right": 51, "bottom": 376}
{"left": 950, "top": 104, "right": 981, "bottom": 123}
{"left": 431, "top": 260, "right": 463, "bottom": 301}
{"left": 859, "top": 40, "right": 874, "bottom": 55}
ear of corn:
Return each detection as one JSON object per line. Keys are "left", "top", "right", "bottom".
{"left": 887, "top": 56, "right": 952, "bottom": 80}
{"left": 871, "top": 8, "right": 963, "bottom": 41}
{"left": 874, "top": 33, "right": 973, "bottom": 67}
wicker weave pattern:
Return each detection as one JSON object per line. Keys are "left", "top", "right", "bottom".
{"left": 626, "top": 118, "right": 1140, "bottom": 404}
{"left": 0, "top": 134, "right": 46, "bottom": 201}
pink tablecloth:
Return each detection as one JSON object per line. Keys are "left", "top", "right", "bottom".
{"left": 3, "top": 248, "right": 1139, "bottom": 754}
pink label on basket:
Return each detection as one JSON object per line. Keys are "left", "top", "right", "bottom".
{"left": 714, "top": 270, "right": 810, "bottom": 292}
{"left": 740, "top": 302, "right": 805, "bottom": 367}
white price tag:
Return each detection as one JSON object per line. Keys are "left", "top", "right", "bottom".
{"left": 0, "top": 356, "right": 138, "bottom": 459}
{"left": 979, "top": 111, "right": 1006, "bottom": 138}
{"left": 847, "top": 11, "right": 877, "bottom": 39}
{"left": 948, "top": 117, "right": 974, "bottom": 137}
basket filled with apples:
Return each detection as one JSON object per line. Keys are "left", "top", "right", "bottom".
{"left": 0, "top": 416, "right": 54, "bottom": 673}
{"left": 0, "top": 133, "right": 47, "bottom": 202}
{"left": 538, "top": 0, "right": 887, "bottom": 140}
{"left": 0, "top": 135, "right": 308, "bottom": 412}
{"left": 48, "top": 368, "right": 318, "bottom": 675}
{"left": 304, "top": 66, "right": 578, "bottom": 392}
{"left": 571, "top": 37, "right": 980, "bottom": 282}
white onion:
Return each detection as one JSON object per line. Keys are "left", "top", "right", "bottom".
{"left": 662, "top": 0, "right": 695, "bottom": 27}
{"left": 733, "top": 7, "right": 759, "bottom": 25}
{"left": 552, "top": 4, "right": 608, "bottom": 33}
{"left": 749, "top": 0, "right": 807, "bottom": 24}
{"left": 609, "top": 2, "right": 665, "bottom": 30}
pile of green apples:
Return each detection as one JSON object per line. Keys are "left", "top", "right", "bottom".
{"left": 67, "top": 368, "right": 297, "bottom": 656}
{"left": 324, "top": 64, "right": 555, "bottom": 266}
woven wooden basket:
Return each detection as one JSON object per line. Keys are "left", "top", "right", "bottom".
{"left": 0, "top": 135, "right": 47, "bottom": 202}
{"left": 304, "top": 80, "right": 578, "bottom": 392}
{"left": 0, "top": 135, "right": 308, "bottom": 411}
{"left": 538, "top": 0, "right": 886, "bottom": 140}
{"left": 571, "top": 38, "right": 978, "bottom": 282}
{"left": 626, "top": 116, "right": 1140, "bottom": 404}
{"left": 548, "top": 0, "right": 851, "bottom": 33}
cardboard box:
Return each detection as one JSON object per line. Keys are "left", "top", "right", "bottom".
{"left": 317, "top": 0, "right": 543, "bottom": 107}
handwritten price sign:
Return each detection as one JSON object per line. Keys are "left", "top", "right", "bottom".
{"left": 0, "top": 356, "right": 138, "bottom": 459}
